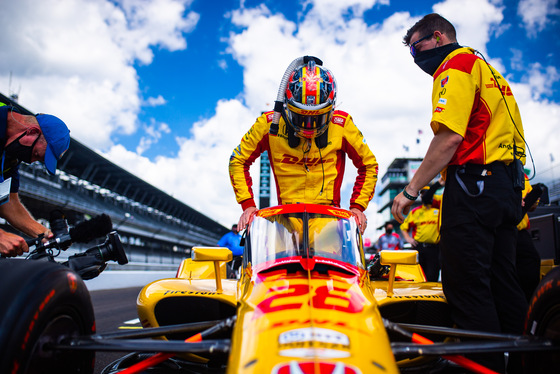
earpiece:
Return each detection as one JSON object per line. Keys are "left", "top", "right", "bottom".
{"left": 436, "top": 36, "right": 440, "bottom": 42}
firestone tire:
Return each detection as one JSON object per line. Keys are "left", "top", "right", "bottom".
{"left": 0, "top": 259, "right": 95, "bottom": 374}
{"left": 523, "top": 266, "right": 560, "bottom": 373}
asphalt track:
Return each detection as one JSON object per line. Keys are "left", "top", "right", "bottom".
{"left": 91, "top": 286, "right": 144, "bottom": 374}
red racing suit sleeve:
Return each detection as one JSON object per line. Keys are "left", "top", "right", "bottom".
{"left": 228, "top": 113, "right": 270, "bottom": 210}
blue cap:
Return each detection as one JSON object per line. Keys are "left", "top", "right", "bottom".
{"left": 35, "top": 114, "right": 70, "bottom": 175}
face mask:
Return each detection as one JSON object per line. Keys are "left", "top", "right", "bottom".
{"left": 386, "top": 228, "right": 393, "bottom": 234}
{"left": 414, "top": 43, "right": 461, "bottom": 76}
{"left": 4, "top": 133, "right": 39, "bottom": 164}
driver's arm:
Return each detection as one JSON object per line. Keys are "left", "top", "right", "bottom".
{"left": 342, "top": 115, "right": 378, "bottom": 212}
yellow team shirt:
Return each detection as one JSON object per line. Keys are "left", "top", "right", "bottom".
{"left": 430, "top": 47, "right": 525, "bottom": 168}
{"left": 400, "top": 205, "right": 440, "bottom": 244}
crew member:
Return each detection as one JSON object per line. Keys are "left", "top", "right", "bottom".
{"left": 374, "top": 221, "right": 403, "bottom": 251}
{"left": 0, "top": 103, "right": 70, "bottom": 257}
{"left": 392, "top": 14, "right": 528, "bottom": 372}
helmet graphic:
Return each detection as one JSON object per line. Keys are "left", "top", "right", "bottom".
{"left": 284, "top": 60, "right": 336, "bottom": 139}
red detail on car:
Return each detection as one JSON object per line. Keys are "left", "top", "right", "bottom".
{"left": 273, "top": 361, "right": 361, "bottom": 374}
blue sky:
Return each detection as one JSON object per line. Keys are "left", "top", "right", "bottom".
{"left": 1, "top": 0, "right": 559, "bottom": 239}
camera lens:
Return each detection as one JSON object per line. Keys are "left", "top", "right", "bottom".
{"left": 49, "top": 210, "right": 69, "bottom": 237}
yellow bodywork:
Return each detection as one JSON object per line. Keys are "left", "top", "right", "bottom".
{"left": 226, "top": 266, "right": 399, "bottom": 373}
{"left": 137, "top": 229, "right": 448, "bottom": 373}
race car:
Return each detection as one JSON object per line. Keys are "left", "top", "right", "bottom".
{"left": 0, "top": 204, "right": 558, "bottom": 374}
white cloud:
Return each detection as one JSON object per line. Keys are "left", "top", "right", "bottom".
{"left": 136, "top": 120, "right": 171, "bottom": 154}
{"left": 518, "top": 0, "right": 560, "bottom": 37}
{"left": 0, "top": 0, "right": 198, "bottom": 148}
{"left": 105, "top": 98, "right": 257, "bottom": 226}
{"left": 525, "top": 63, "right": 560, "bottom": 99}
{"left": 433, "top": 0, "right": 505, "bottom": 58}
{"left": 304, "top": 0, "right": 387, "bottom": 25}
{"left": 144, "top": 95, "right": 167, "bottom": 106}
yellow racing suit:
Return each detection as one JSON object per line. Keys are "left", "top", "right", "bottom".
{"left": 229, "top": 110, "right": 378, "bottom": 211}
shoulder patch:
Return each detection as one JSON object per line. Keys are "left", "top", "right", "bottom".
{"left": 331, "top": 110, "right": 349, "bottom": 127}
{"left": 265, "top": 111, "right": 274, "bottom": 123}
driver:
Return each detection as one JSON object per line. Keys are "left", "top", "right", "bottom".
{"left": 0, "top": 103, "right": 70, "bottom": 257}
{"left": 229, "top": 57, "right": 378, "bottom": 234}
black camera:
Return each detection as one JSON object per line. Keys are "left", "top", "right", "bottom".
{"left": 367, "top": 252, "right": 390, "bottom": 279}
{"left": 27, "top": 212, "right": 128, "bottom": 280}
{"left": 65, "top": 232, "right": 128, "bottom": 280}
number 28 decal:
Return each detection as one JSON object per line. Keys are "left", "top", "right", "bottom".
{"left": 255, "top": 284, "right": 366, "bottom": 317}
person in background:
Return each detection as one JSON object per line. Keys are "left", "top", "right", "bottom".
{"left": 515, "top": 176, "right": 542, "bottom": 301}
{"left": 0, "top": 103, "right": 70, "bottom": 257}
{"left": 374, "top": 221, "right": 403, "bottom": 252}
{"left": 392, "top": 13, "right": 528, "bottom": 372}
{"left": 218, "top": 224, "right": 244, "bottom": 257}
{"left": 400, "top": 185, "right": 441, "bottom": 281}
{"left": 218, "top": 224, "right": 244, "bottom": 277}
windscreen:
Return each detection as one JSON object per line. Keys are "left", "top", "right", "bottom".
{"left": 248, "top": 211, "right": 363, "bottom": 269}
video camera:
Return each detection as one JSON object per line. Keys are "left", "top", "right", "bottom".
{"left": 27, "top": 210, "right": 128, "bottom": 280}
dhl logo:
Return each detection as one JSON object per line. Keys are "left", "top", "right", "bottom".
{"left": 274, "top": 154, "right": 332, "bottom": 166}
{"left": 327, "top": 209, "right": 351, "bottom": 219}
{"left": 485, "top": 78, "right": 513, "bottom": 96}
{"left": 259, "top": 208, "right": 284, "bottom": 217}
{"left": 294, "top": 109, "right": 323, "bottom": 115}
{"left": 288, "top": 104, "right": 331, "bottom": 116}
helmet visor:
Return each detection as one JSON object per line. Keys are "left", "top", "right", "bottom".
{"left": 286, "top": 102, "right": 332, "bottom": 139}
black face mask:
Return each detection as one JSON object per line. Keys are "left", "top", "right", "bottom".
{"left": 386, "top": 228, "right": 393, "bottom": 234}
{"left": 4, "top": 133, "right": 39, "bottom": 164}
{"left": 414, "top": 43, "right": 461, "bottom": 76}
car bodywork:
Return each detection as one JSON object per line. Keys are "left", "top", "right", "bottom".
{"left": 136, "top": 204, "right": 451, "bottom": 373}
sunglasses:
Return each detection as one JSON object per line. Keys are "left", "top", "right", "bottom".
{"left": 410, "top": 33, "right": 433, "bottom": 57}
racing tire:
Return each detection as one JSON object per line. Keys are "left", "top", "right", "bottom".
{"left": 522, "top": 266, "right": 560, "bottom": 373}
{"left": 0, "top": 259, "right": 95, "bottom": 374}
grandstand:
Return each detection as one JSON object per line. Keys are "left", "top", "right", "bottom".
{"left": 0, "top": 92, "right": 228, "bottom": 266}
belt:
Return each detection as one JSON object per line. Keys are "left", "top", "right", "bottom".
{"left": 416, "top": 242, "right": 438, "bottom": 248}
{"left": 449, "top": 161, "right": 506, "bottom": 177}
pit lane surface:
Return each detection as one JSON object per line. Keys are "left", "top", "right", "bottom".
{"left": 91, "top": 286, "right": 144, "bottom": 374}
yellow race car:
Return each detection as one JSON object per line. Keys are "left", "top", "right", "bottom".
{"left": 129, "top": 204, "right": 559, "bottom": 373}
{"left": 1, "top": 204, "right": 558, "bottom": 374}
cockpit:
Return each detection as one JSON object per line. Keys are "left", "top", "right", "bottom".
{"left": 245, "top": 204, "right": 365, "bottom": 274}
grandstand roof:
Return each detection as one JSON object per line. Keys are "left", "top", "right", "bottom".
{"left": 0, "top": 92, "right": 227, "bottom": 236}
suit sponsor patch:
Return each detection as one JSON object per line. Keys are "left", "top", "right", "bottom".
{"left": 332, "top": 116, "right": 345, "bottom": 125}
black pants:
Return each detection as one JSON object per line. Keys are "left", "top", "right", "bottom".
{"left": 415, "top": 242, "right": 440, "bottom": 282}
{"left": 440, "top": 162, "right": 528, "bottom": 373}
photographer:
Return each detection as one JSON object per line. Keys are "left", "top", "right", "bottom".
{"left": 0, "top": 103, "right": 70, "bottom": 257}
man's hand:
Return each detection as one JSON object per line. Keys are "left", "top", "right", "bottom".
{"left": 350, "top": 208, "right": 367, "bottom": 235}
{"left": 40, "top": 229, "right": 54, "bottom": 243}
{"left": 238, "top": 206, "right": 258, "bottom": 231}
{"left": 391, "top": 191, "right": 415, "bottom": 224}
{"left": 0, "top": 231, "right": 29, "bottom": 257}
{"left": 406, "top": 238, "right": 418, "bottom": 247}
{"left": 391, "top": 125, "right": 461, "bottom": 224}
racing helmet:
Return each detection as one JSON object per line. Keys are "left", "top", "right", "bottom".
{"left": 284, "top": 60, "right": 337, "bottom": 139}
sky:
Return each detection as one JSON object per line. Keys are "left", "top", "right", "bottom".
{"left": 1, "top": 0, "right": 559, "bottom": 242}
